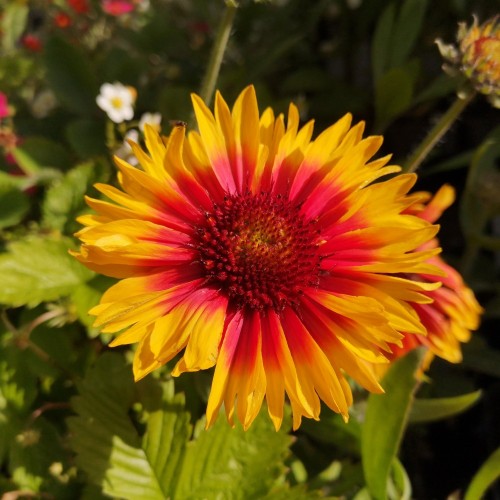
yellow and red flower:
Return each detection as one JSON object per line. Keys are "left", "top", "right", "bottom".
{"left": 388, "top": 185, "right": 482, "bottom": 365}
{"left": 437, "top": 16, "right": 500, "bottom": 108}
{"left": 73, "top": 86, "right": 442, "bottom": 430}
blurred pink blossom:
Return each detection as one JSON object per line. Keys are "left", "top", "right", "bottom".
{"left": 101, "top": 0, "right": 135, "bottom": 16}
{"left": 0, "top": 92, "right": 9, "bottom": 119}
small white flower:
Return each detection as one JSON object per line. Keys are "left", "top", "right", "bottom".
{"left": 114, "top": 129, "right": 139, "bottom": 165}
{"left": 139, "top": 112, "right": 162, "bottom": 132}
{"left": 96, "top": 82, "right": 136, "bottom": 123}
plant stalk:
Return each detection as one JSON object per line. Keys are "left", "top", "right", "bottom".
{"left": 403, "top": 92, "right": 476, "bottom": 173}
{"left": 199, "top": 0, "right": 238, "bottom": 107}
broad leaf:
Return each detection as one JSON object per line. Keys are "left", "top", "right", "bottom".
{"left": 409, "top": 390, "right": 481, "bottom": 424}
{"left": 1, "top": 3, "right": 28, "bottom": 52}
{"left": 362, "top": 349, "right": 424, "bottom": 500}
{"left": 0, "top": 236, "right": 94, "bottom": 307}
{"left": 0, "top": 184, "right": 29, "bottom": 229}
{"left": 42, "top": 160, "right": 110, "bottom": 233}
{"left": 460, "top": 127, "right": 500, "bottom": 240}
{"left": 371, "top": 3, "right": 396, "bottom": 82}
{"left": 173, "top": 411, "right": 293, "bottom": 499}
{"left": 12, "top": 137, "right": 71, "bottom": 172}
{"left": 69, "top": 353, "right": 300, "bottom": 500}
{"left": 389, "top": 0, "right": 428, "bottom": 68}
{"left": 71, "top": 275, "right": 116, "bottom": 335}
{"left": 374, "top": 66, "right": 415, "bottom": 132}
{"left": 464, "top": 446, "right": 500, "bottom": 500}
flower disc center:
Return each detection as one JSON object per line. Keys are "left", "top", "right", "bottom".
{"left": 195, "top": 192, "right": 322, "bottom": 310}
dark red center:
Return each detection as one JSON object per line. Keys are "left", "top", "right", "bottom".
{"left": 194, "top": 192, "right": 322, "bottom": 311}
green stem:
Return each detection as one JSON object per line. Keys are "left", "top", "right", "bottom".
{"left": 199, "top": 0, "right": 238, "bottom": 106}
{"left": 403, "top": 92, "right": 476, "bottom": 173}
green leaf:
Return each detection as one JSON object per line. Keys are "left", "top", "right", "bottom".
{"left": 0, "top": 335, "right": 37, "bottom": 464}
{"left": 71, "top": 275, "right": 115, "bottom": 335}
{"left": 414, "top": 74, "right": 462, "bottom": 106}
{"left": 362, "top": 349, "right": 424, "bottom": 500}
{"left": 9, "top": 417, "right": 66, "bottom": 492}
{"left": 42, "top": 160, "right": 110, "bottom": 233}
{"left": 0, "top": 184, "right": 29, "bottom": 229}
{"left": 173, "top": 411, "right": 293, "bottom": 499}
{"left": 388, "top": 458, "right": 412, "bottom": 500}
{"left": 422, "top": 150, "right": 474, "bottom": 176}
{"left": 1, "top": 3, "right": 28, "bottom": 52}
{"left": 409, "top": 390, "right": 482, "bottom": 424}
{"left": 13, "top": 137, "right": 72, "bottom": 172}
{"left": 68, "top": 353, "right": 189, "bottom": 500}
{"left": 371, "top": 3, "right": 396, "bottom": 82}
{"left": 44, "top": 36, "right": 99, "bottom": 115}
{"left": 465, "top": 447, "right": 500, "bottom": 500}
{"left": 0, "top": 236, "right": 94, "bottom": 307}
{"left": 0, "top": 336, "right": 39, "bottom": 413}
{"left": 460, "top": 127, "right": 500, "bottom": 239}
{"left": 389, "top": 0, "right": 428, "bottom": 68}
{"left": 374, "top": 67, "right": 415, "bottom": 132}
{"left": 69, "top": 353, "right": 297, "bottom": 500}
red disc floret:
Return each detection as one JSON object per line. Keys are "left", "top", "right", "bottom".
{"left": 194, "top": 191, "right": 322, "bottom": 311}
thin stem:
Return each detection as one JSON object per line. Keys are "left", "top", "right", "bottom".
{"left": 403, "top": 92, "right": 476, "bottom": 173}
{"left": 198, "top": 0, "right": 238, "bottom": 107}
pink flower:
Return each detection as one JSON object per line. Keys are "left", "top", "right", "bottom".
{"left": 101, "top": 0, "right": 135, "bottom": 16}
{"left": 0, "top": 93, "right": 9, "bottom": 119}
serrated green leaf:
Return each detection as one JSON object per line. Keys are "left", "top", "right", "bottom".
{"left": 362, "top": 349, "right": 424, "bottom": 500}
{"left": 371, "top": 3, "right": 396, "bottom": 82}
{"left": 389, "top": 0, "right": 428, "bottom": 68}
{"left": 174, "top": 410, "right": 293, "bottom": 500}
{"left": 0, "top": 337, "right": 38, "bottom": 413}
{"left": 69, "top": 353, "right": 298, "bottom": 500}
{"left": 464, "top": 447, "right": 500, "bottom": 500}
{"left": 44, "top": 37, "right": 98, "bottom": 115}
{"left": 409, "top": 390, "right": 481, "bottom": 424}
{"left": 0, "top": 184, "right": 29, "bottom": 229}
{"left": 0, "top": 236, "right": 94, "bottom": 307}
{"left": 42, "top": 160, "right": 110, "bottom": 233}
{"left": 68, "top": 354, "right": 190, "bottom": 500}
{"left": 9, "top": 417, "right": 65, "bottom": 492}
{"left": 1, "top": 3, "right": 28, "bottom": 52}
{"left": 71, "top": 275, "right": 115, "bottom": 335}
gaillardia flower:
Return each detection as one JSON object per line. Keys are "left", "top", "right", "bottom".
{"left": 437, "top": 16, "right": 500, "bottom": 108}
{"left": 73, "top": 86, "right": 441, "bottom": 430}
{"left": 388, "top": 185, "right": 482, "bottom": 365}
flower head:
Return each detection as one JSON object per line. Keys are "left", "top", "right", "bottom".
{"left": 73, "top": 86, "right": 441, "bottom": 430}
{"left": 96, "top": 82, "right": 136, "bottom": 123}
{"left": 388, "top": 185, "right": 482, "bottom": 365}
{"left": 0, "top": 92, "right": 10, "bottom": 119}
{"left": 67, "top": 0, "right": 90, "bottom": 14}
{"left": 437, "top": 16, "right": 500, "bottom": 108}
{"left": 22, "top": 34, "right": 42, "bottom": 52}
{"left": 101, "top": 0, "right": 135, "bottom": 16}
